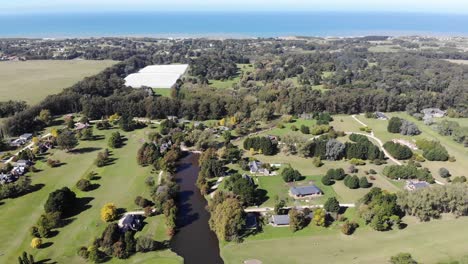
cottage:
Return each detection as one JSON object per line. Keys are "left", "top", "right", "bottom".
{"left": 249, "top": 161, "right": 270, "bottom": 176}
{"left": 74, "top": 122, "right": 89, "bottom": 131}
{"left": 289, "top": 185, "right": 323, "bottom": 199}
{"left": 120, "top": 214, "right": 144, "bottom": 232}
{"left": 405, "top": 180, "right": 430, "bottom": 191}
{"left": 19, "top": 133, "right": 33, "bottom": 141}
{"left": 375, "top": 112, "right": 388, "bottom": 120}
{"left": 421, "top": 108, "right": 446, "bottom": 119}
{"left": 270, "top": 215, "right": 290, "bottom": 226}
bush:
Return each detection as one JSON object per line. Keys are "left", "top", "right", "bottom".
{"left": 30, "top": 238, "right": 42, "bottom": 249}
{"left": 326, "top": 168, "right": 346, "bottom": 181}
{"left": 359, "top": 177, "right": 371, "bottom": 188}
{"left": 383, "top": 165, "right": 434, "bottom": 182}
{"left": 136, "top": 236, "right": 160, "bottom": 252}
{"left": 46, "top": 158, "right": 61, "bottom": 168}
{"left": 76, "top": 179, "right": 92, "bottom": 191}
{"left": 383, "top": 141, "right": 413, "bottom": 160}
{"left": 438, "top": 167, "right": 451, "bottom": 178}
{"left": 108, "top": 131, "right": 123, "bottom": 148}
{"left": 281, "top": 167, "right": 302, "bottom": 182}
{"left": 77, "top": 246, "right": 89, "bottom": 259}
{"left": 300, "top": 125, "right": 310, "bottom": 134}
{"left": 387, "top": 117, "right": 402, "bottom": 133}
{"left": 344, "top": 175, "right": 360, "bottom": 189}
{"left": 390, "top": 253, "right": 417, "bottom": 264}
{"left": 135, "top": 196, "right": 152, "bottom": 208}
{"left": 290, "top": 125, "right": 298, "bottom": 131}
{"left": 321, "top": 174, "right": 333, "bottom": 186}
{"left": 312, "top": 157, "right": 323, "bottom": 167}
{"left": 416, "top": 139, "right": 449, "bottom": 161}
{"left": 341, "top": 221, "right": 358, "bottom": 235}
{"left": 349, "top": 158, "right": 366, "bottom": 166}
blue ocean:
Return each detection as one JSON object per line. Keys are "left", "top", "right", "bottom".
{"left": 2, "top": 11, "right": 468, "bottom": 37}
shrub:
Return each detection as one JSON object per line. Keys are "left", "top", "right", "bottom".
{"left": 438, "top": 168, "right": 451, "bottom": 178}
{"left": 326, "top": 168, "right": 346, "bottom": 181}
{"left": 341, "top": 221, "right": 358, "bottom": 235}
{"left": 369, "top": 169, "right": 377, "bottom": 174}
{"left": 100, "top": 203, "right": 117, "bottom": 222}
{"left": 344, "top": 175, "right": 360, "bottom": 189}
{"left": 383, "top": 165, "right": 434, "bottom": 182}
{"left": 324, "top": 197, "right": 340, "bottom": 213}
{"left": 390, "top": 253, "right": 417, "bottom": 264}
{"left": 387, "top": 117, "right": 402, "bottom": 133}
{"left": 415, "top": 139, "right": 449, "bottom": 161}
{"left": 108, "top": 131, "right": 123, "bottom": 148}
{"left": 383, "top": 141, "right": 413, "bottom": 160}
{"left": 321, "top": 174, "right": 333, "bottom": 186}
{"left": 300, "top": 125, "right": 310, "bottom": 134}
{"left": 136, "top": 236, "right": 159, "bottom": 252}
{"left": 77, "top": 246, "right": 89, "bottom": 259}
{"left": 349, "top": 158, "right": 366, "bottom": 166}
{"left": 46, "top": 158, "right": 61, "bottom": 168}
{"left": 30, "top": 238, "right": 42, "bottom": 249}
{"left": 359, "top": 177, "right": 371, "bottom": 188}
{"left": 312, "top": 157, "right": 323, "bottom": 167}
{"left": 76, "top": 179, "right": 92, "bottom": 191}
{"left": 281, "top": 167, "right": 302, "bottom": 182}
{"left": 290, "top": 125, "right": 298, "bottom": 131}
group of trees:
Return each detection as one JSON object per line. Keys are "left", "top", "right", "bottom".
{"left": 435, "top": 120, "right": 467, "bottom": 147}
{"left": 358, "top": 187, "right": 403, "bottom": 231}
{"left": 208, "top": 192, "right": 245, "bottom": 242}
{"left": 383, "top": 141, "right": 413, "bottom": 160}
{"left": 223, "top": 173, "right": 257, "bottom": 206}
{"left": 136, "top": 143, "right": 160, "bottom": 166}
{"left": 0, "top": 176, "right": 32, "bottom": 200}
{"left": 344, "top": 175, "right": 371, "bottom": 189}
{"left": 415, "top": 139, "right": 449, "bottom": 161}
{"left": 0, "top": 100, "right": 28, "bottom": 118}
{"left": 397, "top": 184, "right": 468, "bottom": 221}
{"left": 243, "top": 136, "right": 277, "bottom": 155}
{"left": 321, "top": 168, "right": 346, "bottom": 185}
{"left": 281, "top": 167, "right": 302, "bottom": 182}
{"left": 383, "top": 164, "right": 434, "bottom": 183}
{"left": 387, "top": 117, "right": 421, "bottom": 136}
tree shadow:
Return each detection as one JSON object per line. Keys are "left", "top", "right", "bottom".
{"left": 67, "top": 197, "right": 94, "bottom": 218}
{"left": 46, "top": 230, "right": 60, "bottom": 238}
{"left": 92, "top": 135, "right": 105, "bottom": 141}
{"left": 117, "top": 208, "right": 127, "bottom": 219}
{"left": 8, "top": 183, "right": 45, "bottom": 200}
{"left": 255, "top": 189, "right": 269, "bottom": 206}
{"left": 71, "top": 147, "right": 102, "bottom": 154}
{"left": 40, "top": 242, "right": 53, "bottom": 249}
{"left": 87, "top": 183, "right": 101, "bottom": 191}
{"left": 36, "top": 258, "right": 58, "bottom": 264}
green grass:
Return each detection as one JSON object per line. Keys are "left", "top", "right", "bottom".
{"left": 208, "top": 64, "right": 252, "bottom": 89}
{"left": 153, "top": 88, "right": 172, "bottom": 97}
{"left": 257, "top": 118, "right": 317, "bottom": 137}
{"left": 353, "top": 113, "right": 468, "bottom": 180}
{"left": 0, "top": 127, "right": 181, "bottom": 263}
{"left": 221, "top": 216, "right": 468, "bottom": 264}
{"left": 253, "top": 175, "right": 338, "bottom": 207}
{"left": 0, "top": 60, "right": 117, "bottom": 104}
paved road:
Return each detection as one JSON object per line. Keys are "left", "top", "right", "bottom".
{"left": 4, "top": 133, "right": 52, "bottom": 164}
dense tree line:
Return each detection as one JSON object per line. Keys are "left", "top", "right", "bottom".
{"left": 415, "top": 139, "right": 449, "bottom": 161}
{"left": 0, "top": 100, "right": 28, "bottom": 117}
{"left": 243, "top": 136, "right": 277, "bottom": 155}
{"left": 382, "top": 164, "right": 434, "bottom": 182}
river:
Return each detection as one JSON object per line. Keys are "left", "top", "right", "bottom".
{"left": 170, "top": 153, "right": 224, "bottom": 264}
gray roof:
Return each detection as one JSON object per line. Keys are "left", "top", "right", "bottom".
{"left": 409, "top": 181, "right": 430, "bottom": 189}
{"left": 245, "top": 213, "right": 258, "bottom": 229}
{"left": 290, "top": 185, "right": 322, "bottom": 196}
{"left": 375, "top": 112, "right": 388, "bottom": 118}
{"left": 249, "top": 161, "right": 262, "bottom": 172}
{"left": 271, "top": 215, "right": 290, "bottom": 225}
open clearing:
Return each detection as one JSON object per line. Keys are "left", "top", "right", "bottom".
{"left": 0, "top": 126, "right": 181, "bottom": 263}
{"left": 0, "top": 60, "right": 116, "bottom": 104}
{"left": 221, "top": 216, "right": 468, "bottom": 264}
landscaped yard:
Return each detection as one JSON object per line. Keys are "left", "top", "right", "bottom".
{"left": 0, "top": 60, "right": 116, "bottom": 104}
{"left": 0, "top": 127, "right": 181, "bottom": 263}
{"left": 221, "top": 216, "right": 468, "bottom": 264}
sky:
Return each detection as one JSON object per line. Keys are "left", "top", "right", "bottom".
{"left": 2, "top": 0, "right": 468, "bottom": 14}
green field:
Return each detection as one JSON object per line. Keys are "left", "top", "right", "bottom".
{"left": 0, "top": 60, "right": 116, "bottom": 104}
{"left": 153, "top": 88, "right": 172, "bottom": 97}
{"left": 221, "top": 216, "right": 468, "bottom": 264}
{"left": 0, "top": 127, "right": 181, "bottom": 263}
{"left": 208, "top": 64, "right": 253, "bottom": 89}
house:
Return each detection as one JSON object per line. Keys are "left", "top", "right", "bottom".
{"left": 0, "top": 173, "right": 16, "bottom": 184}
{"left": 16, "top": 160, "right": 32, "bottom": 168}
{"left": 405, "top": 180, "right": 430, "bottom": 191}
{"left": 11, "top": 166, "right": 26, "bottom": 176}
{"left": 375, "top": 112, "right": 388, "bottom": 120}
{"left": 74, "top": 122, "right": 89, "bottom": 130}
{"left": 289, "top": 185, "right": 323, "bottom": 199}
{"left": 249, "top": 161, "right": 270, "bottom": 176}
{"left": 19, "top": 133, "right": 33, "bottom": 141}
{"left": 9, "top": 138, "right": 26, "bottom": 147}
{"left": 120, "top": 214, "right": 144, "bottom": 232}
{"left": 421, "top": 108, "right": 446, "bottom": 119}
{"left": 266, "top": 135, "right": 279, "bottom": 143}
{"left": 244, "top": 213, "right": 258, "bottom": 230}
{"left": 270, "top": 215, "right": 290, "bottom": 226}
{"left": 156, "top": 185, "right": 168, "bottom": 194}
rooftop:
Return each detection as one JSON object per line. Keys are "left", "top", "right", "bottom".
{"left": 290, "top": 185, "right": 322, "bottom": 196}
{"left": 271, "top": 215, "right": 290, "bottom": 225}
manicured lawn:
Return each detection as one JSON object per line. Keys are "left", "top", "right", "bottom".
{"left": 153, "top": 88, "right": 172, "bottom": 97}
{"left": 254, "top": 175, "right": 338, "bottom": 207}
{"left": 221, "top": 216, "right": 468, "bottom": 264}
{"left": 257, "top": 118, "right": 317, "bottom": 137}
{"left": 354, "top": 113, "right": 468, "bottom": 180}
{"left": 0, "top": 127, "right": 181, "bottom": 263}
{"left": 0, "top": 60, "right": 116, "bottom": 104}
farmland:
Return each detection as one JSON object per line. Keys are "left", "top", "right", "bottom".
{"left": 0, "top": 60, "right": 116, "bottom": 104}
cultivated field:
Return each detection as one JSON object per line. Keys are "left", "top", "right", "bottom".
{"left": 0, "top": 126, "right": 181, "bottom": 263}
{"left": 0, "top": 60, "right": 116, "bottom": 104}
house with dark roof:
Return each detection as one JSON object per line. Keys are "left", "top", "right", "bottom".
{"left": 289, "top": 185, "right": 323, "bottom": 199}
{"left": 375, "top": 112, "right": 388, "bottom": 120}
{"left": 405, "top": 180, "right": 430, "bottom": 191}
{"left": 270, "top": 214, "right": 290, "bottom": 226}
{"left": 249, "top": 161, "right": 270, "bottom": 176}
{"left": 120, "top": 214, "right": 144, "bottom": 232}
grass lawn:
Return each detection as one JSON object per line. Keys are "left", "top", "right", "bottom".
{"left": 0, "top": 127, "right": 181, "bottom": 263}
{"left": 257, "top": 118, "right": 317, "bottom": 137}
{"left": 153, "top": 88, "right": 172, "bottom": 97}
{"left": 353, "top": 113, "right": 468, "bottom": 180}
{"left": 208, "top": 64, "right": 253, "bottom": 89}
{"left": 0, "top": 60, "right": 116, "bottom": 104}
{"left": 221, "top": 216, "right": 468, "bottom": 264}
{"left": 254, "top": 175, "right": 338, "bottom": 207}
